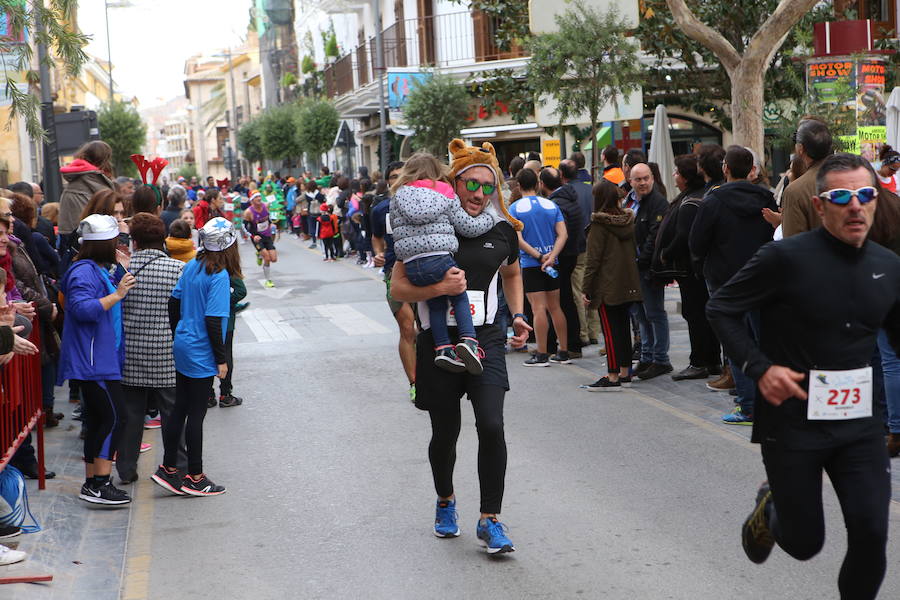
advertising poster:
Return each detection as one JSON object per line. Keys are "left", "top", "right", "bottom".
{"left": 856, "top": 60, "right": 886, "bottom": 128}
{"left": 387, "top": 72, "right": 431, "bottom": 128}
{"left": 807, "top": 60, "right": 855, "bottom": 106}
{"left": 858, "top": 125, "right": 886, "bottom": 163}
{"left": 542, "top": 139, "right": 561, "bottom": 168}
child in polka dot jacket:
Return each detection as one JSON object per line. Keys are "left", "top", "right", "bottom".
{"left": 390, "top": 153, "right": 500, "bottom": 375}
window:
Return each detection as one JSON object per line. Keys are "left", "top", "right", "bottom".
{"left": 836, "top": 0, "right": 897, "bottom": 37}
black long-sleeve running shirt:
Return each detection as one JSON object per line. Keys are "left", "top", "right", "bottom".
{"left": 706, "top": 227, "right": 900, "bottom": 448}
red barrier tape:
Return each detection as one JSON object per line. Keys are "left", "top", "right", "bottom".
{"left": 0, "top": 318, "right": 46, "bottom": 490}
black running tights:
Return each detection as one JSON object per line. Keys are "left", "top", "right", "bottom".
{"left": 79, "top": 379, "right": 123, "bottom": 463}
{"left": 761, "top": 436, "right": 890, "bottom": 600}
{"left": 164, "top": 372, "right": 214, "bottom": 475}
{"left": 428, "top": 385, "right": 506, "bottom": 514}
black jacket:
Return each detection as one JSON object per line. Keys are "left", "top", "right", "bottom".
{"left": 628, "top": 188, "right": 668, "bottom": 271}
{"left": 548, "top": 184, "right": 586, "bottom": 256}
{"left": 689, "top": 180, "right": 777, "bottom": 288}
{"left": 706, "top": 228, "right": 900, "bottom": 447}
{"left": 652, "top": 185, "right": 706, "bottom": 279}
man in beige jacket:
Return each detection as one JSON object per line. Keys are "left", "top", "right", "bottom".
{"left": 781, "top": 119, "right": 833, "bottom": 237}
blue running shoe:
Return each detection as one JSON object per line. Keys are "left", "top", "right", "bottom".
{"left": 434, "top": 499, "right": 460, "bottom": 538}
{"left": 476, "top": 517, "right": 515, "bottom": 554}
{"left": 723, "top": 408, "right": 753, "bottom": 425}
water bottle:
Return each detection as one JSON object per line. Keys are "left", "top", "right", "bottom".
{"left": 544, "top": 266, "right": 559, "bottom": 279}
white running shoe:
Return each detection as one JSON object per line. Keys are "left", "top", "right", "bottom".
{"left": 0, "top": 544, "right": 26, "bottom": 566}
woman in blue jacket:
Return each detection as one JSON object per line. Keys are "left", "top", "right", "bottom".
{"left": 58, "top": 214, "right": 136, "bottom": 505}
{"left": 151, "top": 217, "right": 240, "bottom": 497}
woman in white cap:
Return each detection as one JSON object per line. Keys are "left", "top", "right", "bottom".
{"left": 57, "top": 214, "right": 136, "bottom": 505}
{"left": 151, "top": 217, "right": 240, "bottom": 496}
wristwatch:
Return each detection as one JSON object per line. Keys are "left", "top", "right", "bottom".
{"left": 513, "top": 313, "right": 528, "bottom": 323}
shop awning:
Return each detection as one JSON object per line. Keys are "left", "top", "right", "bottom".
{"left": 581, "top": 125, "right": 612, "bottom": 151}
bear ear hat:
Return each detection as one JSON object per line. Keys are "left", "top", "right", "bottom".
{"left": 449, "top": 138, "right": 467, "bottom": 158}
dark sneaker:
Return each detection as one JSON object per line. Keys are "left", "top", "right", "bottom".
{"left": 0, "top": 524, "right": 21, "bottom": 540}
{"left": 151, "top": 465, "right": 186, "bottom": 496}
{"left": 79, "top": 481, "right": 131, "bottom": 505}
{"left": 234, "top": 302, "right": 250, "bottom": 314}
{"left": 620, "top": 376, "right": 632, "bottom": 388}
{"left": 671, "top": 365, "right": 710, "bottom": 381}
{"left": 633, "top": 361, "right": 652, "bottom": 378}
{"left": 636, "top": 363, "right": 673, "bottom": 380}
{"left": 207, "top": 396, "right": 217, "bottom": 408}
{"left": 434, "top": 347, "right": 466, "bottom": 373}
{"left": 580, "top": 377, "right": 622, "bottom": 392}
{"left": 589, "top": 338, "right": 599, "bottom": 346}
{"left": 476, "top": 517, "right": 515, "bottom": 554}
{"left": 550, "top": 351, "right": 572, "bottom": 364}
{"left": 523, "top": 353, "right": 550, "bottom": 367}
{"left": 219, "top": 394, "right": 243, "bottom": 408}
{"left": 433, "top": 499, "right": 461, "bottom": 538}
{"left": 180, "top": 474, "right": 226, "bottom": 497}
{"left": 455, "top": 338, "right": 484, "bottom": 376}
{"left": 742, "top": 483, "right": 775, "bottom": 564}
{"left": 567, "top": 350, "right": 583, "bottom": 359}
{"left": 888, "top": 433, "right": 900, "bottom": 458}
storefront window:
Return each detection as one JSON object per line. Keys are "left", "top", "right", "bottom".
{"left": 643, "top": 115, "right": 723, "bottom": 157}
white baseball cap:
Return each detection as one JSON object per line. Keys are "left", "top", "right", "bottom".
{"left": 78, "top": 214, "right": 119, "bottom": 241}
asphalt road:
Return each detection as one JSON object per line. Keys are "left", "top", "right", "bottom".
{"left": 119, "top": 235, "right": 900, "bottom": 599}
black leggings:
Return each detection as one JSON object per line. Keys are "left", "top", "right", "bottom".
{"left": 322, "top": 237, "right": 336, "bottom": 259}
{"left": 762, "top": 436, "right": 891, "bottom": 600}
{"left": 79, "top": 380, "right": 123, "bottom": 463}
{"left": 428, "top": 385, "right": 506, "bottom": 514}
{"left": 598, "top": 303, "right": 633, "bottom": 373}
{"left": 164, "top": 372, "right": 214, "bottom": 474}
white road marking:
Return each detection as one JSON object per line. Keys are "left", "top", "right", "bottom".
{"left": 240, "top": 309, "right": 302, "bottom": 342}
{"left": 314, "top": 303, "right": 390, "bottom": 335}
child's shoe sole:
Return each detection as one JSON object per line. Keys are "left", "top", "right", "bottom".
{"left": 455, "top": 342, "right": 484, "bottom": 375}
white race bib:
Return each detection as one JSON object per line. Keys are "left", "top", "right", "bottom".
{"left": 446, "top": 290, "right": 486, "bottom": 327}
{"left": 265, "top": 194, "right": 277, "bottom": 205}
{"left": 807, "top": 367, "right": 873, "bottom": 421}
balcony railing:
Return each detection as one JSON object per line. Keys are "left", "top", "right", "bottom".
{"left": 322, "top": 10, "right": 528, "bottom": 100}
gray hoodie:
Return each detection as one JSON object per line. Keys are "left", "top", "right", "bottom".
{"left": 391, "top": 182, "right": 496, "bottom": 261}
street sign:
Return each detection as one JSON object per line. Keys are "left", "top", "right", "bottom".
{"left": 542, "top": 139, "right": 561, "bottom": 168}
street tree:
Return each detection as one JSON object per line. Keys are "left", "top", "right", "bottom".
{"left": 258, "top": 103, "right": 301, "bottom": 160}
{"left": 404, "top": 73, "right": 470, "bottom": 157}
{"left": 237, "top": 116, "right": 264, "bottom": 164}
{"left": 664, "top": 0, "right": 820, "bottom": 155}
{"left": 1, "top": 0, "right": 89, "bottom": 138}
{"left": 295, "top": 98, "right": 339, "bottom": 168}
{"left": 526, "top": 1, "right": 642, "bottom": 173}
{"left": 97, "top": 100, "right": 147, "bottom": 178}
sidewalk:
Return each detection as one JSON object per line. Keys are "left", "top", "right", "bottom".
{"left": 2, "top": 382, "right": 151, "bottom": 600}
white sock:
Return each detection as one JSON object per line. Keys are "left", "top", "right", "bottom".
{"left": 263, "top": 265, "right": 271, "bottom": 280}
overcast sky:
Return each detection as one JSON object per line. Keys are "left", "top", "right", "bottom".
{"left": 77, "top": 0, "right": 251, "bottom": 108}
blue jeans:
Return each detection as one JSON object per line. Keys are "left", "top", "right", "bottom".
{"left": 730, "top": 312, "right": 760, "bottom": 415}
{"left": 405, "top": 254, "right": 475, "bottom": 347}
{"left": 631, "top": 273, "right": 670, "bottom": 364}
{"left": 878, "top": 329, "right": 900, "bottom": 434}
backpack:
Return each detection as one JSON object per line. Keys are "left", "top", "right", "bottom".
{"left": 0, "top": 466, "right": 41, "bottom": 533}
{"left": 318, "top": 215, "right": 334, "bottom": 238}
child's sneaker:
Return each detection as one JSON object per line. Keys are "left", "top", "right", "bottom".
{"left": 434, "top": 346, "right": 466, "bottom": 373}
{"left": 455, "top": 338, "right": 484, "bottom": 375}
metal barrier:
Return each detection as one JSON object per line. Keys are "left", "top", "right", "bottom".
{"left": 0, "top": 319, "right": 46, "bottom": 490}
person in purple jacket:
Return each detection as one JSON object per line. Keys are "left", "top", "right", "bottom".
{"left": 58, "top": 214, "right": 136, "bottom": 505}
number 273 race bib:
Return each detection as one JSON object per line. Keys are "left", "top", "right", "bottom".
{"left": 807, "top": 367, "right": 873, "bottom": 421}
